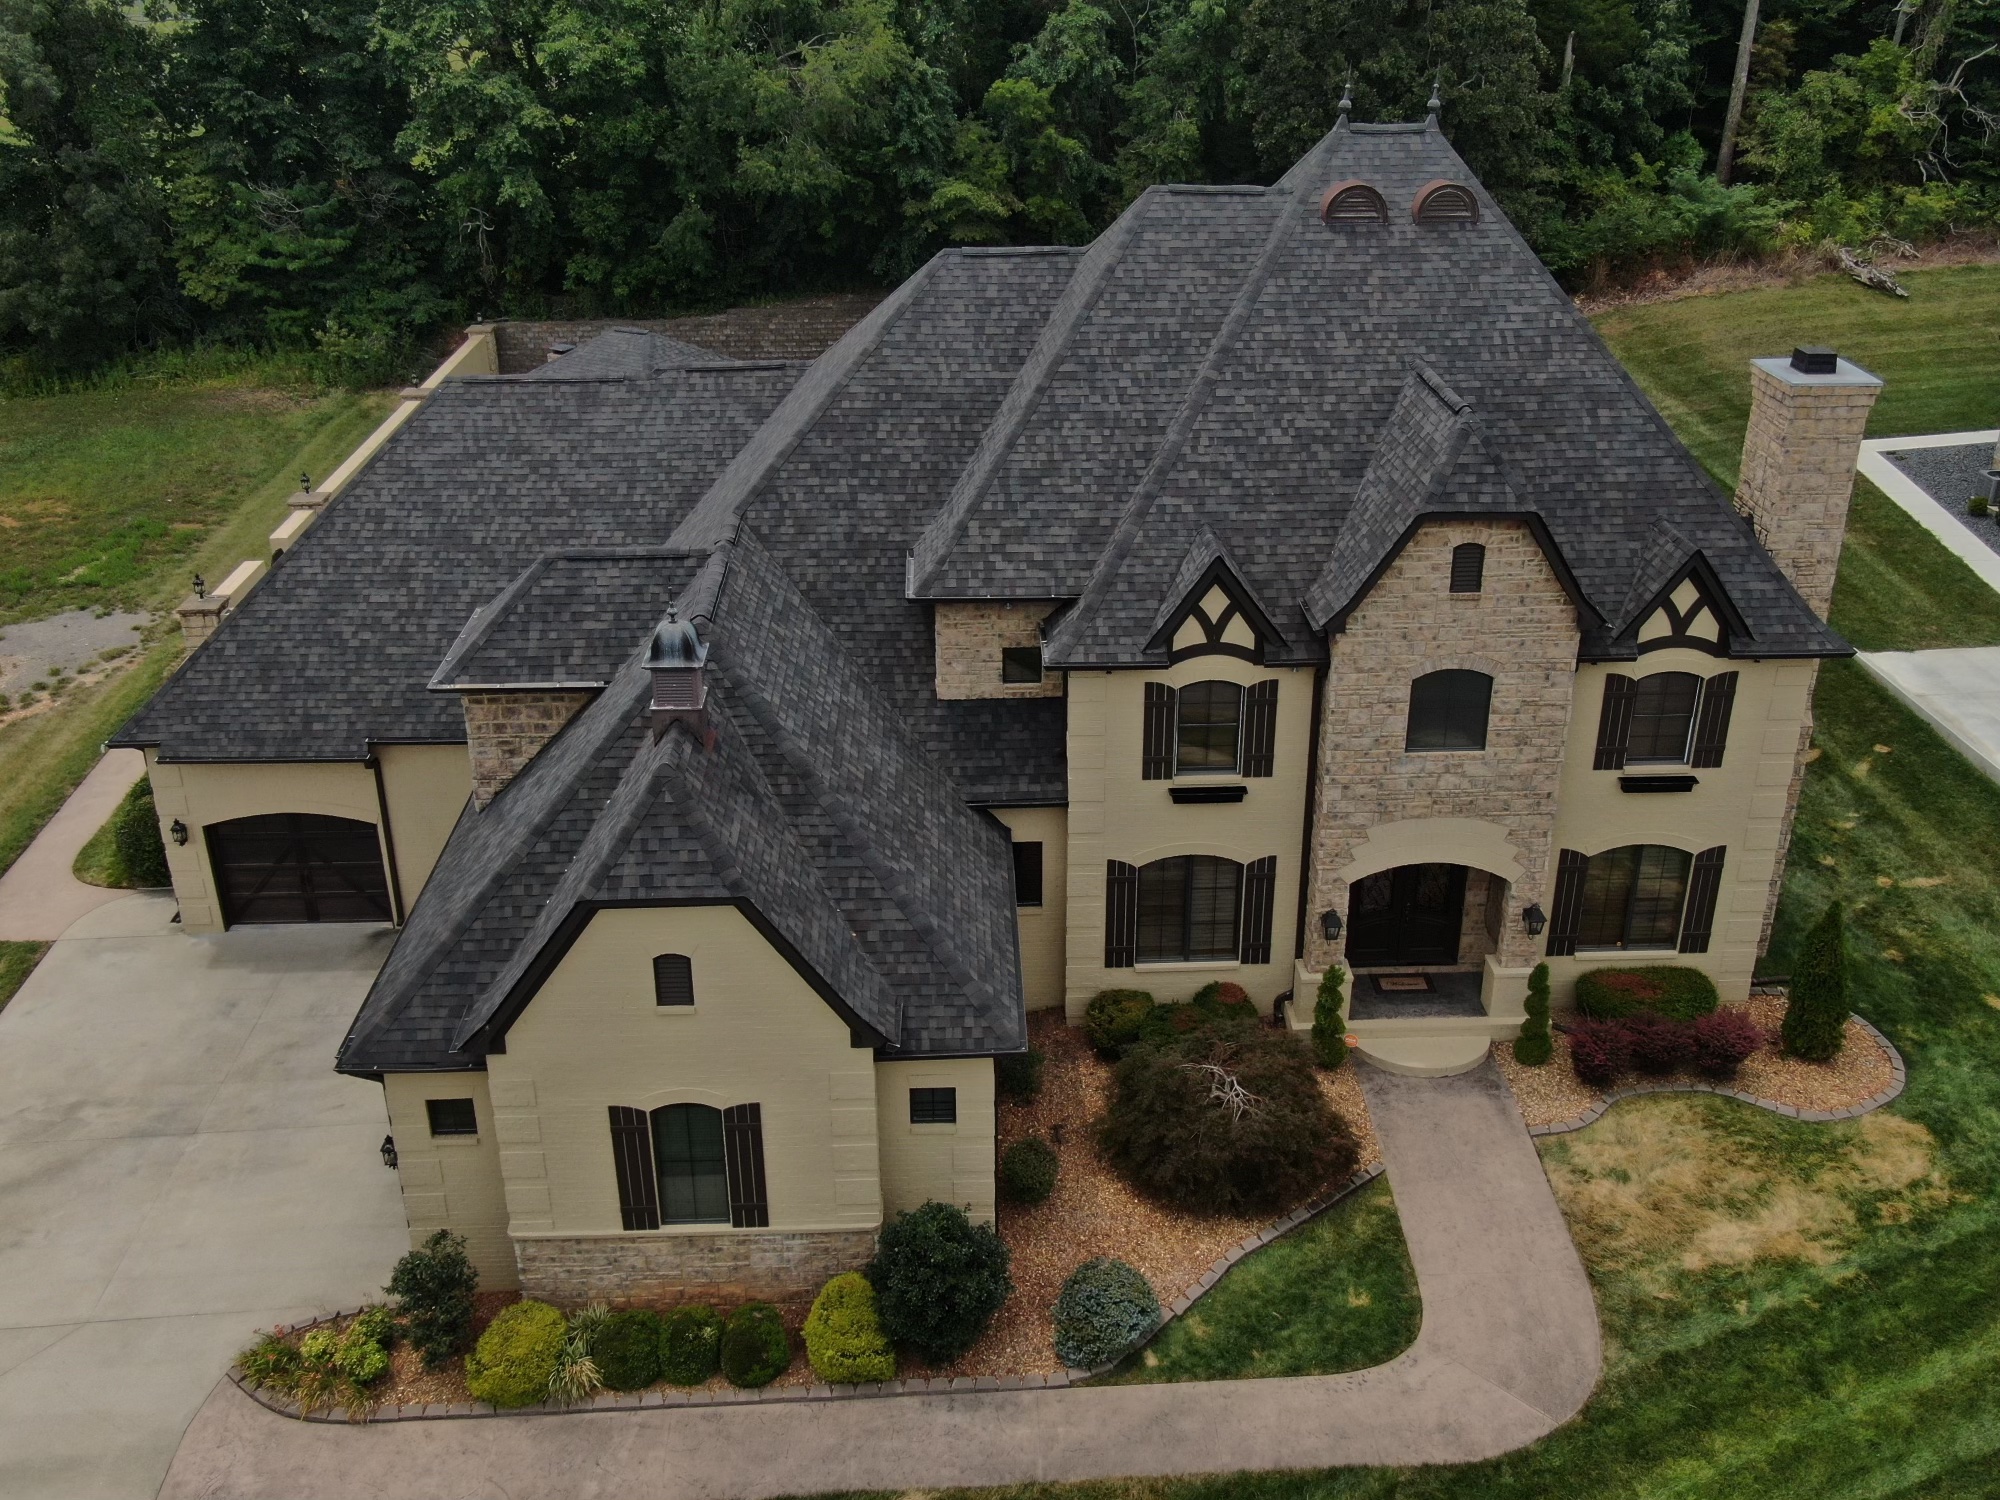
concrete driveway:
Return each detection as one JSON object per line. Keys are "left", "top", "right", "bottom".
{"left": 0, "top": 893, "right": 405, "bottom": 1500}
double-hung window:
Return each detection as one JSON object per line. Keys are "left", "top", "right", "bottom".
{"left": 1575, "top": 845, "right": 1691, "bottom": 949}
{"left": 1136, "top": 855, "right": 1242, "bottom": 962}
{"left": 1176, "top": 682, "right": 1243, "bottom": 774}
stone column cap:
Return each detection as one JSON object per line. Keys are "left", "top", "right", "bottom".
{"left": 1751, "top": 354, "right": 1883, "bottom": 389}
{"left": 176, "top": 593, "right": 225, "bottom": 620}
{"left": 286, "top": 489, "right": 326, "bottom": 511}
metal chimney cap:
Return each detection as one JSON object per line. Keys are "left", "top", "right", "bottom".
{"left": 1790, "top": 346, "right": 1838, "bottom": 374}
{"left": 645, "top": 610, "right": 709, "bottom": 669}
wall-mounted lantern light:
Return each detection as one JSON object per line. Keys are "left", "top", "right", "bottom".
{"left": 191, "top": 574, "right": 206, "bottom": 601}
{"left": 169, "top": 819, "right": 189, "bottom": 846}
{"left": 1522, "top": 903, "right": 1547, "bottom": 939}
{"left": 380, "top": 1135, "right": 398, "bottom": 1170}
{"left": 1320, "top": 909, "right": 1344, "bottom": 942}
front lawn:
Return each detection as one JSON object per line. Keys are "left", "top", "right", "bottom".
{"left": 0, "top": 941, "right": 48, "bottom": 1014}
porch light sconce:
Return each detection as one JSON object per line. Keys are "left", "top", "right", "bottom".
{"left": 191, "top": 573, "right": 206, "bottom": 601}
{"left": 1320, "top": 909, "right": 1343, "bottom": 942}
{"left": 1522, "top": 903, "right": 1547, "bottom": 938}
{"left": 169, "top": 819, "right": 189, "bottom": 846}
{"left": 380, "top": 1135, "right": 398, "bottom": 1170}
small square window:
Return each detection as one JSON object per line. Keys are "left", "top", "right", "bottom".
{"left": 426, "top": 1098, "right": 479, "bottom": 1136}
{"left": 654, "top": 953, "right": 694, "bottom": 1006}
{"left": 909, "top": 1087, "right": 957, "bottom": 1124}
{"left": 1012, "top": 841, "right": 1044, "bottom": 907}
{"left": 1001, "top": 647, "right": 1043, "bottom": 684}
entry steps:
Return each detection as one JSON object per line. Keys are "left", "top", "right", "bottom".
{"left": 1289, "top": 1007, "right": 1517, "bottom": 1077}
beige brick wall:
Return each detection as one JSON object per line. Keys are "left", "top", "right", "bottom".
{"left": 1302, "top": 519, "right": 1581, "bottom": 993}
{"left": 383, "top": 1073, "right": 519, "bottom": 1290}
{"left": 515, "top": 1227, "right": 877, "bottom": 1307}
{"left": 461, "top": 690, "right": 594, "bottom": 808}
{"left": 874, "top": 1057, "right": 997, "bottom": 1224}
{"left": 987, "top": 806, "right": 1068, "bottom": 1010}
{"left": 933, "top": 601, "right": 1064, "bottom": 699}
{"left": 1734, "top": 363, "right": 1881, "bottom": 620}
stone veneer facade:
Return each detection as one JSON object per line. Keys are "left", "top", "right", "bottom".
{"left": 514, "top": 1228, "right": 880, "bottom": 1308}
{"left": 1303, "top": 518, "right": 1580, "bottom": 977}
{"left": 462, "top": 690, "right": 595, "bottom": 808}
{"left": 933, "top": 601, "right": 1064, "bottom": 700}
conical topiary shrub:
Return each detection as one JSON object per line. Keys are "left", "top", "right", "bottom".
{"left": 1782, "top": 898, "right": 1850, "bottom": 1062}
{"left": 1311, "top": 965, "right": 1348, "bottom": 1069}
{"left": 1514, "top": 962, "right": 1553, "bottom": 1066}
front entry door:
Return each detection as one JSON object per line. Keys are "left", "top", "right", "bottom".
{"left": 1346, "top": 864, "right": 1467, "bottom": 967}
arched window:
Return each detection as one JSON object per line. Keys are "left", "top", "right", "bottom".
{"left": 1176, "top": 680, "right": 1244, "bottom": 774}
{"left": 1574, "top": 845, "right": 1692, "bottom": 950}
{"left": 1137, "top": 855, "right": 1242, "bottom": 963}
{"left": 651, "top": 1104, "right": 729, "bottom": 1223}
{"left": 1449, "top": 543, "right": 1485, "bottom": 593}
{"left": 653, "top": 953, "right": 694, "bottom": 1006}
{"left": 1406, "top": 670, "right": 1492, "bottom": 751}
{"left": 1627, "top": 672, "right": 1701, "bottom": 763}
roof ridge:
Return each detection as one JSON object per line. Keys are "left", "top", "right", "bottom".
{"left": 907, "top": 193, "right": 1158, "bottom": 596}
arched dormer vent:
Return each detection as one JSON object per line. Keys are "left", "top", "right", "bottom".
{"left": 646, "top": 608, "right": 710, "bottom": 737}
{"left": 1412, "top": 181, "right": 1479, "bottom": 225}
{"left": 1320, "top": 181, "right": 1388, "bottom": 226}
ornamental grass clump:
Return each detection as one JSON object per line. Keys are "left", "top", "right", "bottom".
{"left": 1783, "top": 898, "right": 1851, "bottom": 1061}
{"left": 1310, "top": 965, "right": 1348, "bottom": 1069}
{"left": 720, "top": 1302, "right": 791, "bottom": 1387}
{"left": 1514, "top": 962, "right": 1554, "bottom": 1066}
{"left": 658, "top": 1305, "right": 724, "bottom": 1385}
{"left": 1099, "top": 1031, "right": 1356, "bottom": 1215}
{"left": 591, "top": 1308, "right": 665, "bottom": 1390}
{"left": 1084, "top": 989, "right": 1155, "bottom": 1056}
{"left": 999, "top": 1135, "right": 1060, "bottom": 1204}
{"left": 465, "top": 1300, "right": 567, "bottom": 1408}
{"left": 385, "top": 1228, "right": 478, "bottom": 1368}
{"left": 548, "top": 1304, "right": 607, "bottom": 1406}
{"left": 1052, "top": 1258, "right": 1160, "bottom": 1371}
{"left": 803, "top": 1272, "right": 897, "bottom": 1384}
{"left": 868, "top": 1200, "right": 1013, "bottom": 1363}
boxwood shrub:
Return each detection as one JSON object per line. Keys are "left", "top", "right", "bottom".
{"left": 658, "top": 1305, "right": 723, "bottom": 1385}
{"left": 466, "top": 1300, "right": 567, "bottom": 1408}
{"left": 385, "top": 1228, "right": 479, "bottom": 1368}
{"left": 720, "top": 1302, "right": 791, "bottom": 1388}
{"left": 999, "top": 1136, "right": 1059, "bottom": 1204}
{"left": 868, "top": 1200, "right": 1013, "bottom": 1362}
{"left": 1084, "top": 989, "right": 1154, "bottom": 1055}
{"left": 802, "top": 1272, "right": 896, "bottom": 1384}
{"left": 113, "top": 778, "right": 171, "bottom": 888}
{"left": 1574, "top": 965, "right": 1719, "bottom": 1022}
{"left": 1052, "top": 1258, "right": 1161, "bottom": 1370}
{"left": 592, "top": 1308, "right": 664, "bottom": 1390}
{"left": 996, "top": 1046, "right": 1045, "bottom": 1102}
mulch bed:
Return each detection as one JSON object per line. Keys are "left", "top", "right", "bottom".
{"left": 1495, "top": 995, "right": 1897, "bottom": 1132}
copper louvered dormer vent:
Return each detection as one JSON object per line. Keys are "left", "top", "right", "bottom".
{"left": 647, "top": 607, "right": 709, "bottom": 739}
{"left": 1412, "top": 180, "right": 1480, "bottom": 225}
{"left": 1320, "top": 181, "right": 1388, "bottom": 226}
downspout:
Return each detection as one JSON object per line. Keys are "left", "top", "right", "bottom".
{"left": 367, "top": 751, "right": 407, "bottom": 926}
{"left": 1293, "top": 659, "right": 1328, "bottom": 969}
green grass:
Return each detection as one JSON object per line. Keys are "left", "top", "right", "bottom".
{"left": 1093, "top": 1177, "right": 1419, "bottom": 1385}
{"left": 0, "top": 941, "right": 48, "bottom": 1014}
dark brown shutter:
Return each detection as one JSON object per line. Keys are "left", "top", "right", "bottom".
{"left": 608, "top": 1106, "right": 660, "bottom": 1231}
{"left": 1678, "top": 846, "right": 1726, "bottom": 953}
{"left": 1239, "top": 857, "right": 1278, "bottom": 963}
{"left": 1105, "top": 861, "right": 1138, "bottom": 966}
{"left": 1546, "top": 849, "right": 1589, "bottom": 957}
{"left": 1593, "top": 675, "right": 1636, "bottom": 770}
{"left": 1242, "top": 681, "right": 1278, "bottom": 777}
{"left": 1142, "top": 683, "right": 1177, "bottom": 779}
{"left": 723, "top": 1103, "right": 769, "bottom": 1228}
{"left": 1689, "top": 673, "right": 1738, "bottom": 768}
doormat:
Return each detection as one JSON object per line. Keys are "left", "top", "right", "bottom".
{"left": 1372, "top": 975, "right": 1435, "bottom": 994}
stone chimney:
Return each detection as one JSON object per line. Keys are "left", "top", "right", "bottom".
{"left": 1733, "top": 346, "right": 1883, "bottom": 620}
{"left": 463, "top": 691, "right": 593, "bottom": 809}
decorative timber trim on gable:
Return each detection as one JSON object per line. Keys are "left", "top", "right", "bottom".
{"left": 1625, "top": 554, "right": 1750, "bottom": 658}
{"left": 1145, "top": 557, "right": 1286, "bottom": 663}
{"left": 1313, "top": 512, "right": 1600, "bottom": 638}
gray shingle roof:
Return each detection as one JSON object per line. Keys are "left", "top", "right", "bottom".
{"left": 523, "top": 327, "right": 725, "bottom": 378}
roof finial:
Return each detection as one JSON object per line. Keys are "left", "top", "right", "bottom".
{"left": 1426, "top": 71, "right": 1443, "bottom": 125}
{"left": 1337, "top": 76, "right": 1353, "bottom": 123}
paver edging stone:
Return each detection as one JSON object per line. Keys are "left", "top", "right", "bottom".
{"left": 1525, "top": 1013, "right": 1906, "bottom": 1138}
{"left": 229, "top": 1163, "right": 1387, "bottom": 1424}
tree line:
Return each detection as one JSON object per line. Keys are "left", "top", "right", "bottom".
{"left": 1, "top": 0, "right": 1994, "bottom": 380}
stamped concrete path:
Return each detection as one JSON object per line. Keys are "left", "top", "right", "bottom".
{"left": 159, "top": 1060, "right": 1601, "bottom": 1499}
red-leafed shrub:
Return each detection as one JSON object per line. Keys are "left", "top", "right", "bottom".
{"left": 1690, "top": 1009, "right": 1763, "bottom": 1077}
{"left": 1623, "top": 1011, "right": 1695, "bottom": 1074}
{"left": 1567, "top": 1018, "right": 1631, "bottom": 1087}
{"left": 1214, "top": 981, "right": 1252, "bottom": 1010}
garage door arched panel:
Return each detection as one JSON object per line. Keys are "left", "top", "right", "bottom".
{"left": 206, "top": 814, "right": 391, "bottom": 926}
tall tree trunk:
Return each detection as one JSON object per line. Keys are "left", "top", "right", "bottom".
{"left": 1716, "top": 0, "right": 1761, "bottom": 183}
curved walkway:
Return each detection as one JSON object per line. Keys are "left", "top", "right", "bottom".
{"left": 159, "top": 1060, "right": 1602, "bottom": 1499}
{"left": 0, "top": 747, "right": 147, "bottom": 941}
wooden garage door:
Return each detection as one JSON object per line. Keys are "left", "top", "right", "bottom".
{"left": 206, "top": 814, "right": 391, "bottom": 925}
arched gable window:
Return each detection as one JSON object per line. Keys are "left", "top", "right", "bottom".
{"left": 1176, "top": 680, "right": 1244, "bottom": 773}
{"left": 606, "top": 1103, "right": 769, "bottom": 1230}
{"left": 1137, "top": 855, "right": 1242, "bottom": 963}
{"left": 1405, "top": 670, "right": 1492, "bottom": 751}
{"left": 653, "top": 953, "right": 694, "bottom": 1006}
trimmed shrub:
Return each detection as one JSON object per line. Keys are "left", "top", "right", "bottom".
{"left": 1783, "top": 898, "right": 1851, "bottom": 1062}
{"left": 1575, "top": 965, "right": 1719, "bottom": 1022}
{"left": 720, "top": 1302, "right": 790, "bottom": 1388}
{"left": 1098, "top": 1031, "right": 1357, "bottom": 1215}
{"left": 113, "top": 778, "right": 171, "bottom": 888}
{"left": 803, "top": 1272, "right": 896, "bottom": 1384}
{"left": 868, "top": 1201, "right": 1013, "bottom": 1363}
{"left": 1310, "top": 965, "right": 1349, "bottom": 1070}
{"left": 592, "top": 1309, "right": 665, "bottom": 1390}
{"left": 658, "top": 1305, "right": 724, "bottom": 1385}
{"left": 1691, "top": 1009, "right": 1763, "bottom": 1077}
{"left": 1568, "top": 1017, "right": 1631, "bottom": 1087}
{"left": 1084, "top": 989, "right": 1155, "bottom": 1055}
{"left": 466, "top": 1300, "right": 567, "bottom": 1408}
{"left": 333, "top": 1325, "right": 390, "bottom": 1385}
{"left": 996, "top": 1047, "right": 1044, "bottom": 1102}
{"left": 1052, "top": 1258, "right": 1161, "bottom": 1370}
{"left": 385, "top": 1229, "right": 479, "bottom": 1368}
{"left": 999, "top": 1136, "right": 1059, "bottom": 1204}
{"left": 1514, "top": 962, "right": 1554, "bottom": 1066}
{"left": 1137, "top": 989, "right": 1258, "bottom": 1048}
{"left": 1623, "top": 1011, "right": 1695, "bottom": 1074}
